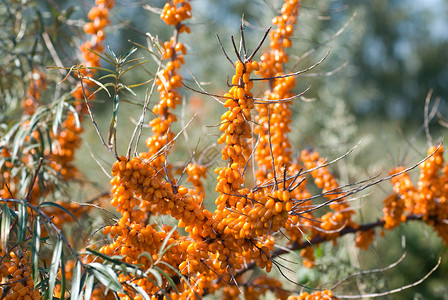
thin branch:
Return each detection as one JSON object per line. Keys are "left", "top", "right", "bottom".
{"left": 231, "top": 35, "right": 242, "bottom": 63}
{"left": 216, "top": 34, "right": 234, "bottom": 66}
{"left": 247, "top": 27, "right": 271, "bottom": 61}
{"left": 251, "top": 50, "right": 330, "bottom": 81}
{"left": 267, "top": 105, "right": 278, "bottom": 190}
{"left": 330, "top": 251, "right": 407, "bottom": 290}
{"left": 298, "top": 61, "right": 348, "bottom": 78}
{"left": 424, "top": 89, "right": 434, "bottom": 148}
{"left": 25, "top": 157, "right": 44, "bottom": 202}
{"left": 240, "top": 24, "right": 247, "bottom": 60}
{"left": 187, "top": 68, "right": 223, "bottom": 105}
{"left": 84, "top": 142, "right": 112, "bottom": 179}
{"left": 336, "top": 257, "right": 441, "bottom": 298}
{"left": 79, "top": 77, "right": 118, "bottom": 159}
{"left": 128, "top": 61, "right": 161, "bottom": 158}
{"left": 290, "top": 11, "right": 356, "bottom": 70}
{"left": 252, "top": 86, "right": 311, "bottom": 104}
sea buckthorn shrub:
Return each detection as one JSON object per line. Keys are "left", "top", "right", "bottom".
{"left": 0, "top": 0, "right": 447, "bottom": 300}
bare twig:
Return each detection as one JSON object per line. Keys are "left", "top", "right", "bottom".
{"left": 424, "top": 89, "right": 434, "bottom": 148}
{"left": 336, "top": 257, "right": 441, "bottom": 298}
{"left": 216, "top": 34, "right": 234, "bottom": 66}
{"left": 330, "top": 251, "right": 407, "bottom": 290}
{"left": 290, "top": 11, "right": 356, "bottom": 70}
{"left": 79, "top": 77, "right": 118, "bottom": 159}
{"left": 251, "top": 50, "right": 330, "bottom": 81}
{"left": 247, "top": 27, "right": 271, "bottom": 61}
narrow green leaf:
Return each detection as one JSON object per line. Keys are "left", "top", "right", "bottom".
{"left": 85, "top": 248, "right": 125, "bottom": 266}
{"left": 154, "top": 266, "right": 178, "bottom": 293}
{"left": 84, "top": 274, "right": 95, "bottom": 300}
{"left": 137, "top": 252, "right": 153, "bottom": 265}
{"left": 157, "top": 261, "right": 190, "bottom": 292}
{"left": 108, "top": 94, "right": 119, "bottom": 146}
{"left": 106, "top": 46, "right": 118, "bottom": 62}
{"left": 147, "top": 268, "right": 163, "bottom": 287}
{"left": 1, "top": 203, "right": 11, "bottom": 251}
{"left": 118, "top": 84, "right": 137, "bottom": 96}
{"left": 77, "top": 290, "right": 84, "bottom": 300}
{"left": 17, "top": 200, "right": 28, "bottom": 243}
{"left": 158, "top": 226, "right": 178, "bottom": 258}
{"left": 65, "top": 104, "right": 81, "bottom": 129}
{"left": 43, "top": 288, "right": 49, "bottom": 300}
{"left": 98, "top": 73, "right": 117, "bottom": 81}
{"left": 53, "top": 96, "right": 65, "bottom": 135}
{"left": 32, "top": 216, "right": 41, "bottom": 285}
{"left": 128, "top": 40, "right": 161, "bottom": 59}
{"left": 126, "top": 78, "right": 154, "bottom": 89}
{"left": 119, "top": 263, "right": 128, "bottom": 277}
{"left": 91, "top": 82, "right": 116, "bottom": 98}
{"left": 87, "top": 48, "right": 116, "bottom": 66}
{"left": 142, "top": 276, "right": 167, "bottom": 299}
{"left": 112, "top": 94, "right": 120, "bottom": 119}
{"left": 120, "top": 60, "right": 151, "bottom": 76}
{"left": 48, "top": 239, "right": 63, "bottom": 300}
{"left": 60, "top": 256, "right": 66, "bottom": 300}
{"left": 88, "top": 262, "right": 124, "bottom": 293}
{"left": 3, "top": 120, "right": 24, "bottom": 144}
{"left": 121, "top": 47, "right": 138, "bottom": 61}
{"left": 70, "top": 261, "right": 82, "bottom": 300}
{"left": 45, "top": 127, "right": 53, "bottom": 155}
{"left": 39, "top": 202, "right": 80, "bottom": 224}
{"left": 86, "top": 66, "right": 116, "bottom": 73}
{"left": 128, "top": 283, "right": 151, "bottom": 300}
{"left": 83, "top": 77, "right": 111, "bottom": 97}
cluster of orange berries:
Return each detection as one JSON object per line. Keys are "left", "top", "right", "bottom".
{"left": 160, "top": 0, "right": 192, "bottom": 32}
{"left": 142, "top": 4, "right": 190, "bottom": 173}
{"left": 384, "top": 145, "right": 448, "bottom": 245}
{"left": 255, "top": 0, "right": 299, "bottom": 178}
{"left": 253, "top": 0, "right": 314, "bottom": 269}
{"left": 301, "top": 149, "right": 357, "bottom": 236}
{"left": 222, "top": 275, "right": 289, "bottom": 300}
{"left": 214, "top": 187, "right": 289, "bottom": 241}
{"left": 103, "top": 155, "right": 220, "bottom": 298}
{"left": 22, "top": 70, "right": 47, "bottom": 116}
{"left": 212, "top": 59, "right": 290, "bottom": 274}
{"left": 109, "top": 156, "right": 211, "bottom": 234}
{"left": 217, "top": 60, "right": 259, "bottom": 165}
{"left": 355, "top": 228, "right": 375, "bottom": 250}
{"left": 288, "top": 290, "right": 338, "bottom": 300}
{"left": 81, "top": 0, "right": 115, "bottom": 71}
{"left": 0, "top": 148, "right": 14, "bottom": 200}
{"left": 49, "top": 114, "right": 83, "bottom": 180}
{"left": 186, "top": 163, "right": 207, "bottom": 200}
{"left": 258, "top": 0, "right": 299, "bottom": 78}
{"left": 382, "top": 193, "right": 406, "bottom": 230}
{"left": 42, "top": 201, "right": 90, "bottom": 229}
{"left": 73, "top": 0, "right": 114, "bottom": 104}
{"left": 0, "top": 251, "right": 40, "bottom": 300}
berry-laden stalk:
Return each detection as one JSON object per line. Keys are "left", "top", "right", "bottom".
{"left": 140, "top": 0, "right": 192, "bottom": 175}
{"left": 210, "top": 59, "right": 290, "bottom": 276}
{"left": 386, "top": 145, "right": 448, "bottom": 246}
{"left": 254, "top": 0, "right": 319, "bottom": 267}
